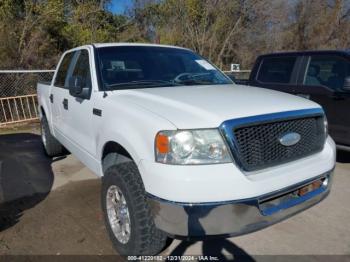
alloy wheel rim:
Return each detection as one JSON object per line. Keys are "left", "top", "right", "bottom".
{"left": 106, "top": 185, "right": 131, "bottom": 244}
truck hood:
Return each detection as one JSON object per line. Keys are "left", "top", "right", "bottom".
{"left": 114, "top": 84, "right": 321, "bottom": 129}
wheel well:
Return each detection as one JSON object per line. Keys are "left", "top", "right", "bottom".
{"left": 102, "top": 141, "right": 132, "bottom": 161}
{"left": 101, "top": 142, "right": 134, "bottom": 174}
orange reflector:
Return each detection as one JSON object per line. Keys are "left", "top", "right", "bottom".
{"left": 298, "top": 179, "right": 323, "bottom": 196}
{"left": 156, "top": 134, "right": 169, "bottom": 154}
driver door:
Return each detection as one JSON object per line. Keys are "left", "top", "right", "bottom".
{"left": 63, "top": 49, "right": 97, "bottom": 160}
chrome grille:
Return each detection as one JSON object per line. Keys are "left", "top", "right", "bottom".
{"left": 220, "top": 109, "right": 326, "bottom": 172}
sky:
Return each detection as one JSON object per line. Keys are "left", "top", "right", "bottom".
{"left": 107, "top": 0, "right": 133, "bottom": 14}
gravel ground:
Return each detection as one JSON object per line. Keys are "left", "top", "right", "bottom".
{"left": 0, "top": 125, "right": 349, "bottom": 260}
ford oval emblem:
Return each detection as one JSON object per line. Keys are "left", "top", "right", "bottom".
{"left": 279, "top": 132, "right": 301, "bottom": 146}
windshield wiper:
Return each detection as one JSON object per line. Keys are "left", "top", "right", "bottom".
{"left": 175, "top": 79, "right": 214, "bottom": 85}
{"left": 107, "top": 80, "right": 179, "bottom": 89}
{"left": 173, "top": 72, "right": 214, "bottom": 85}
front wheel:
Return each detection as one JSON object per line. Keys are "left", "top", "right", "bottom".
{"left": 101, "top": 160, "right": 168, "bottom": 256}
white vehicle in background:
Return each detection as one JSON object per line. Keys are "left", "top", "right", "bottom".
{"left": 37, "top": 43, "right": 336, "bottom": 256}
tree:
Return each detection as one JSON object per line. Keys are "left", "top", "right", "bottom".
{"left": 0, "top": 0, "right": 143, "bottom": 69}
{"left": 0, "top": 0, "right": 349, "bottom": 70}
{"left": 131, "top": 0, "right": 244, "bottom": 67}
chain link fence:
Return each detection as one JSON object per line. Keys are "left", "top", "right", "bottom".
{"left": 0, "top": 70, "right": 54, "bottom": 98}
{"left": 0, "top": 70, "right": 54, "bottom": 126}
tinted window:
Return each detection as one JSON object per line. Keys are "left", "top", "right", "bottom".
{"left": 257, "top": 57, "right": 296, "bottom": 84}
{"left": 304, "top": 55, "right": 350, "bottom": 91}
{"left": 71, "top": 50, "right": 92, "bottom": 89}
{"left": 54, "top": 52, "right": 75, "bottom": 88}
{"left": 97, "top": 46, "right": 232, "bottom": 90}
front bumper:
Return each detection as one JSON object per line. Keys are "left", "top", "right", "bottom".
{"left": 148, "top": 169, "right": 333, "bottom": 238}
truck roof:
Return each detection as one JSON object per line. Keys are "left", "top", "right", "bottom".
{"left": 63, "top": 43, "right": 190, "bottom": 54}
{"left": 260, "top": 49, "right": 350, "bottom": 57}
{"left": 92, "top": 42, "right": 189, "bottom": 50}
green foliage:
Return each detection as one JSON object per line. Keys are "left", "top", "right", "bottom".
{"left": 0, "top": 0, "right": 143, "bottom": 69}
{"left": 0, "top": 0, "right": 349, "bottom": 70}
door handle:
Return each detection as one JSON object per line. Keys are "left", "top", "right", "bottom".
{"left": 93, "top": 108, "right": 102, "bottom": 117}
{"left": 62, "top": 98, "right": 68, "bottom": 110}
{"left": 49, "top": 94, "right": 54, "bottom": 103}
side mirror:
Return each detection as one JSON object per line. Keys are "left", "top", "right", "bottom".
{"left": 343, "top": 76, "right": 350, "bottom": 92}
{"left": 69, "top": 76, "right": 90, "bottom": 99}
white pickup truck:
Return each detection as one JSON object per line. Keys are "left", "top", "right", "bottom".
{"left": 37, "top": 43, "right": 336, "bottom": 256}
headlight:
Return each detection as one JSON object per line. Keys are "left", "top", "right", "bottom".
{"left": 155, "top": 129, "right": 232, "bottom": 164}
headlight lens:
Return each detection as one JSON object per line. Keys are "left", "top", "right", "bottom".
{"left": 155, "top": 129, "right": 232, "bottom": 164}
{"left": 170, "top": 131, "right": 195, "bottom": 159}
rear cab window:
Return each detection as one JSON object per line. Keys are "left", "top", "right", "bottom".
{"left": 257, "top": 56, "right": 297, "bottom": 84}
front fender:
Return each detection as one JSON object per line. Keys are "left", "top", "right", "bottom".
{"left": 96, "top": 99, "right": 176, "bottom": 177}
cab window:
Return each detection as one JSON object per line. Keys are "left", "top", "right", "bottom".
{"left": 257, "top": 56, "right": 296, "bottom": 84}
{"left": 71, "top": 50, "right": 92, "bottom": 89}
{"left": 304, "top": 55, "right": 350, "bottom": 91}
{"left": 54, "top": 52, "right": 75, "bottom": 88}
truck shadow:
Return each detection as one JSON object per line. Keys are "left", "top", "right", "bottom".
{"left": 167, "top": 206, "right": 254, "bottom": 260}
{"left": 337, "top": 149, "right": 350, "bottom": 164}
{"left": 167, "top": 239, "right": 254, "bottom": 261}
{"left": 0, "top": 133, "right": 60, "bottom": 231}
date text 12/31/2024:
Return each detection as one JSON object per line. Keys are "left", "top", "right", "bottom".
{"left": 127, "top": 256, "right": 220, "bottom": 261}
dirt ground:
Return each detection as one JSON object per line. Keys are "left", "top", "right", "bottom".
{"left": 0, "top": 124, "right": 349, "bottom": 259}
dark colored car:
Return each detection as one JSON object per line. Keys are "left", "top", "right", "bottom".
{"left": 234, "top": 50, "right": 350, "bottom": 150}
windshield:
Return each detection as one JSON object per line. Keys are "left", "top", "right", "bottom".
{"left": 96, "top": 46, "right": 232, "bottom": 90}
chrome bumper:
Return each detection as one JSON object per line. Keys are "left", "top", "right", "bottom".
{"left": 147, "top": 170, "right": 333, "bottom": 238}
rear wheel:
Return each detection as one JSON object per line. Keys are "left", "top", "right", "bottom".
{"left": 40, "top": 115, "right": 64, "bottom": 157}
{"left": 101, "top": 159, "right": 168, "bottom": 256}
